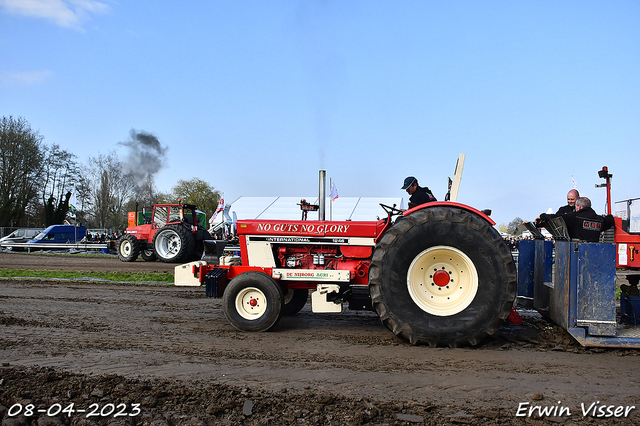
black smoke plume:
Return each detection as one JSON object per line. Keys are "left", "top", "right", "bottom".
{"left": 119, "top": 129, "right": 168, "bottom": 182}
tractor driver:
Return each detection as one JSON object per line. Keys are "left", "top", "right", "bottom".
{"left": 401, "top": 176, "right": 437, "bottom": 210}
{"left": 536, "top": 197, "right": 614, "bottom": 242}
{"left": 556, "top": 189, "right": 580, "bottom": 215}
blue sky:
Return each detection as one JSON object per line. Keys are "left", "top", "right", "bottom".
{"left": 1, "top": 1, "right": 638, "bottom": 227}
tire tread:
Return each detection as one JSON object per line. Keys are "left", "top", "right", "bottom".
{"left": 369, "top": 206, "right": 517, "bottom": 347}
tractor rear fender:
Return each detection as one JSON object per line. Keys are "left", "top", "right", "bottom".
{"left": 404, "top": 201, "right": 495, "bottom": 226}
{"left": 374, "top": 202, "right": 495, "bottom": 244}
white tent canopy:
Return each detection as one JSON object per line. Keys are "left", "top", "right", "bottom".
{"left": 219, "top": 196, "right": 405, "bottom": 222}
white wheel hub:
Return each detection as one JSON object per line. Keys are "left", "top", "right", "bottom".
{"left": 407, "top": 245, "right": 478, "bottom": 316}
{"left": 156, "top": 231, "right": 181, "bottom": 258}
{"left": 235, "top": 287, "right": 268, "bottom": 320}
{"left": 121, "top": 241, "right": 132, "bottom": 256}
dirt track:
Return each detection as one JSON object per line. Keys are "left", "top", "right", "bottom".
{"left": 1, "top": 252, "right": 639, "bottom": 425}
{"left": 0, "top": 251, "right": 176, "bottom": 274}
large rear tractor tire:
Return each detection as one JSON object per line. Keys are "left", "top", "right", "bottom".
{"left": 116, "top": 235, "right": 141, "bottom": 262}
{"left": 222, "top": 271, "right": 284, "bottom": 332}
{"left": 152, "top": 225, "right": 195, "bottom": 263}
{"left": 282, "top": 288, "right": 309, "bottom": 316}
{"left": 369, "top": 206, "right": 517, "bottom": 347}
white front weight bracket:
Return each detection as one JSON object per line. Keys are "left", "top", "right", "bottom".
{"left": 311, "top": 284, "right": 342, "bottom": 313}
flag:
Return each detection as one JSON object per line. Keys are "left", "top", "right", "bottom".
{"left": 68, "top": 184, "right": 77, "bottom": 218}
{"left": 232, "top": 211, "right": 237, "bottom": 235}
{"left": 209, "top": 197, "right": 224, "bottom": 224}
{"left": 330, "top": 182, "right": 338, "bottom": 201}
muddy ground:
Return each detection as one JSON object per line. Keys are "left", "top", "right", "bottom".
{"left": 0, "top": 252, "right": 639, "bottom": 425}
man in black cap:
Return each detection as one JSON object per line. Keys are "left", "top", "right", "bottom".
{"left": 401, "top": 176, "right": 437, "bottom": 210}
{"left": 537, "top": 197, "right": 614, "bottom": 242}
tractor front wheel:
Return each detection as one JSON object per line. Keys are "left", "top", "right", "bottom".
{"left": 141, "top": 248, "right": 157, "bottom": 262}
{"left": 152, "top": 225, "right": 195, "bottom": 263}
{"left": 282, "top": 288, "right": 309, "bottom": 316}
{"left": 222, "top": 271, "right": 284, "bottom": 332}
{"left": 116, "top": 235, "right": 140, "bottom": 262}
{"left": 369, "top": 206, "right": 517, "bottom": 347}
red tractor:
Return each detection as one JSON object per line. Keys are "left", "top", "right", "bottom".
{"left": 117, "top": 202, "right": 212, "bottom": 263}
{"left": 174, "top": 166, "right": 640, "bottom": 348}
{"left": 186, "top": 201, "right": 517, "bottom": 347}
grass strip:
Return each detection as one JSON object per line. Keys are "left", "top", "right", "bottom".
{"left": 0, "top": 268, "right": 173, "bottom": 283}
{"left": 5, "top": 251, "right": 116, "bottom": 258}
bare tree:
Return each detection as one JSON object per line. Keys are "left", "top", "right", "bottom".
{"left": 135, "top": 174, "right": 161, "bottom": 207}
{"left": 116, "top": 129, "right": 168, "bottom": 223}
{"left": 122, "top": 174, "right": 164, "bottom": 222}
{"left": 0, "top": 116, "right": 45, "bottom": 226}
{"left": 507, "top": 217, "right": 524, "bottom": 236}
{"left": 40, "top": 144, "right": 80, "bottom": 226}
{"left": 84, "top": 151, "right": 136, "bottom": 229}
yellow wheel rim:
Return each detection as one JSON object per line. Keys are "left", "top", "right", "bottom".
{"left": 235, "top": 287, "right": 268, "bottom": 320}
{"left": 407, "top": 245, "right": 478, "bottom": 316}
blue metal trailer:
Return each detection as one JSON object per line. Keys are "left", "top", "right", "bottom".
{"left": 517, "top": 173, "right": 640, "bottom": 348}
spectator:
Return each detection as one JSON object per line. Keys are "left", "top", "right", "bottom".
{"left": 537, "top": 197, "right": 614, "bottom": 242}
{"left": 556, "top": 189, "right": 580, "bottom": 215}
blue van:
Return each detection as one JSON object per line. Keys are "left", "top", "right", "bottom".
{"left": 28, "top": 225, "right": 87, "bottom": 244}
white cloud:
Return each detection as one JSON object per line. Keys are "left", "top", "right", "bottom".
{"left": 0, "top": 0, "right": 109, "bottom": 29}
{"left": 0, "top": 70, "right": 53, "bottom": 86}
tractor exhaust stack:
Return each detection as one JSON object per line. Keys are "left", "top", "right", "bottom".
{"left": 319, "top": 170, "right": 326, "bottom": 221}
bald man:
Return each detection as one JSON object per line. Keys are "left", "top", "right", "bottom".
{"left": 556, "top": 189, "right": 580, "bottom": 215}
{"left": 539, "top": 197, "right": 614, "bottom": 242}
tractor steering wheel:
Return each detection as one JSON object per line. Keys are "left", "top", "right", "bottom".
{"left": 379, "top": 203, "right": 404, "bottom": 217}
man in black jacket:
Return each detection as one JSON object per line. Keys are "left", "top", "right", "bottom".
{"left": 401, "top": 176, "right": 437, "bottom": 209}
{"left": 556, "top": 189, "right": 580, "bottom": 215}
{"left": 537, "top": 197, "right": 614, "bottom": 242}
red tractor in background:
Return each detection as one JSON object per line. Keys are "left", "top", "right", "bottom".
{"left": 598, "top": 167, "right": 640, "bottom": 272}
{"left": 117, "top": 202, "right": 212, "bottom": 263}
